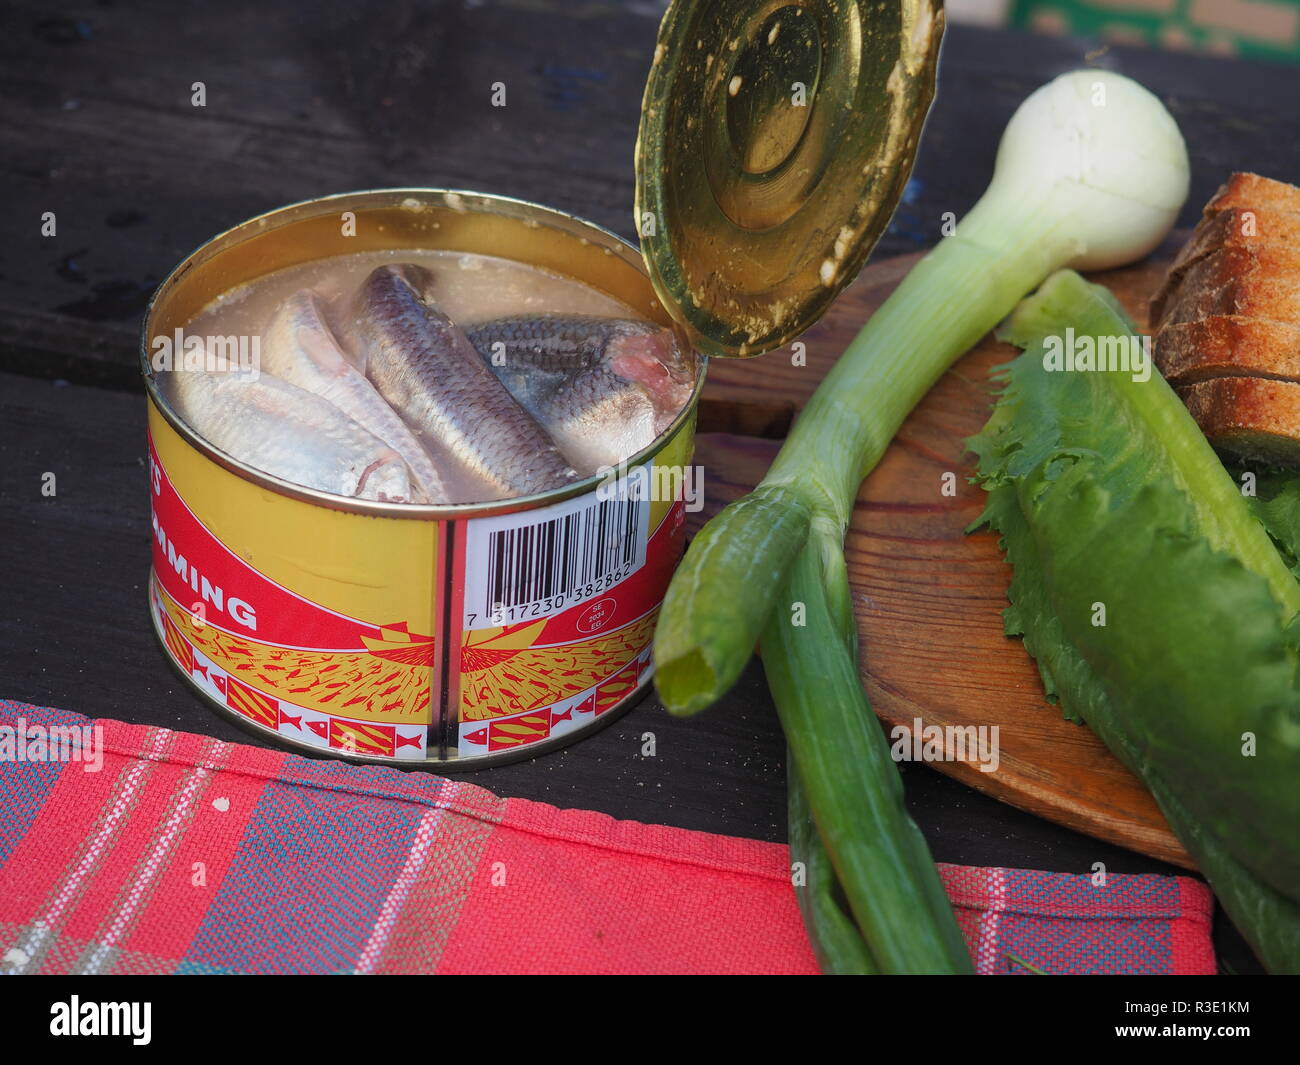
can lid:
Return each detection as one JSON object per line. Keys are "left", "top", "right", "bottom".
{"left": 634, "top": 0, "right": 944, "bottom": 357}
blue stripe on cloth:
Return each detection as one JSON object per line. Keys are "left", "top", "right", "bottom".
{"left": 0, "top": 700, "right": 86, "bottom": 863}
{"left": 997, "top": 912, "right": 1171, "bottom": 976}
{"left": 277, "top": 751, "right": 452, "bottom": 801}
{"left": 1002, "top": 867, "right": 1183, "bottom": 917}
{"left": 177, "top": 778, "right": 426, "bottom": 974}
{"left": 995, "top": 869, "right": 1175, "bottom": 975}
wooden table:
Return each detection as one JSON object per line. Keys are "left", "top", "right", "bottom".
{"left": 4, "top": 0, "right": 1297, "bottom": 974}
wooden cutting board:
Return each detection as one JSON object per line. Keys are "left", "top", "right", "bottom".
{"left": 693, "top": 242, "right": 1194, "bottom": 869}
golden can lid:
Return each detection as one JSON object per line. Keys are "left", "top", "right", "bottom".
{"left": 635, "top": 0, "right": 944, "bottom": 357}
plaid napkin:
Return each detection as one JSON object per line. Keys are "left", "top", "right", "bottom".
{"left": 0, "top": 700, "right": 1214, "bottom": 974}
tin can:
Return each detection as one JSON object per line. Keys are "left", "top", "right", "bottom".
{"left": 143, "top": 189, "right": 704, "bottom": 767}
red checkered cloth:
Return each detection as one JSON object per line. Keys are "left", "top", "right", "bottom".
{"left": 0, "top": 701, "right": 1215, "bottom": 974}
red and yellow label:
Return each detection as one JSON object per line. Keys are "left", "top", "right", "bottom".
{"left": 147, "top": 397, "right": 692, "bottom": 763}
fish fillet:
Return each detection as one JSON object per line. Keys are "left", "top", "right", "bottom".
{"left": 465, "top": 313, "right": 695, "bottom": 473}
{"left": 167, "top": 369, "right": 416, "bottom": 502}
{"left": 261, "top": 289, "right": 448, "bottom": 502}
{"left": 348, "top": 264, "right": 578, "bottom": 501}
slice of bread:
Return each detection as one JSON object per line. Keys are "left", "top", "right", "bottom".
{"left": 1157, "top": 317, "right": 1300, "bottom": 385}
{"left": 1152, "top": 173, "right": 1300, "bottom": 466}
{"left": 1173, "top": 207, "right": 1300, "bottom": 273}
{"left": 1178, "top": 377, "right": 1300, "bottom": 464}
{"left": 1154, "top": 244, "right": 1300, "bottom": 330}
{"left": 1203, "top": 172, "right": 1300, "bottom": 218}
{"left": 1150, "top": 207, "right": 1300, "bottom": 320}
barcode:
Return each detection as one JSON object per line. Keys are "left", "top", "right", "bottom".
{"left": 483, "top": 496, "right": 644, "bottom": 617}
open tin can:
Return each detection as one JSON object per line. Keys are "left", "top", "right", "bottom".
{"left": 144, "top": 190, "right": 703, "bottom": 767}
{"left": 141, "top": 0, "right": 943, "bottom": 767}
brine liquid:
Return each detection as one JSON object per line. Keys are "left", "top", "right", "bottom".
{"left": 185, "top": 248, "right": 638, "bottom": 344}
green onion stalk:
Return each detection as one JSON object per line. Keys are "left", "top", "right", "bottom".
{"left": 653, "top": 70, "right": 1190, "bottom": 972}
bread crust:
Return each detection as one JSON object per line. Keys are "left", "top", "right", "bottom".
{"left": 1155, "top": 244, "right": 1300, "bottom": 329}
{"left": 1178, "top": 377, "right": 1300, "bottom": 464}
{"left": 1157, "top": 317, "right": 1300, "bottom": 385}
{"left": 1150, "top": 207, "right": 1300, "bottom": 321}
{"left": 1204, "top": 172, "right": 1300, "bottom": 217}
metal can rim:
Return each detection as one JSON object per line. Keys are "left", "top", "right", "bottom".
{"left": 140, "top": 187, "right": 708, "bottom": 520}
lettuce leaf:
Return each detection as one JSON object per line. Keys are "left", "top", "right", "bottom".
{"left": 1248, "top": 471, "right": 1300, "bottom": 579}
{"left": 968, "top": 270, "right": 1300, "bottom": 973}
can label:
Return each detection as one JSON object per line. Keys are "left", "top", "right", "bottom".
{"left": 147, "top": 403, "right": 689, "bottom": 763}
{"left": 450, "top": 482, "right": 683, "bottom": 755}
{"left": 147, "top": 425, "right": 441, "bottom": 760}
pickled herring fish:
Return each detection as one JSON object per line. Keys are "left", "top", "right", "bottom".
{"left": 261, "top": 290, "right": 449, "bottom": 501}
{"left": 349, "top": 264, "right": 579, "bottom": 500}
{"left": 168, "top": 369, "right": 417, "bottom": 502}
{"left": 465, "top": 314, "right": 695, "bottom": 473}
